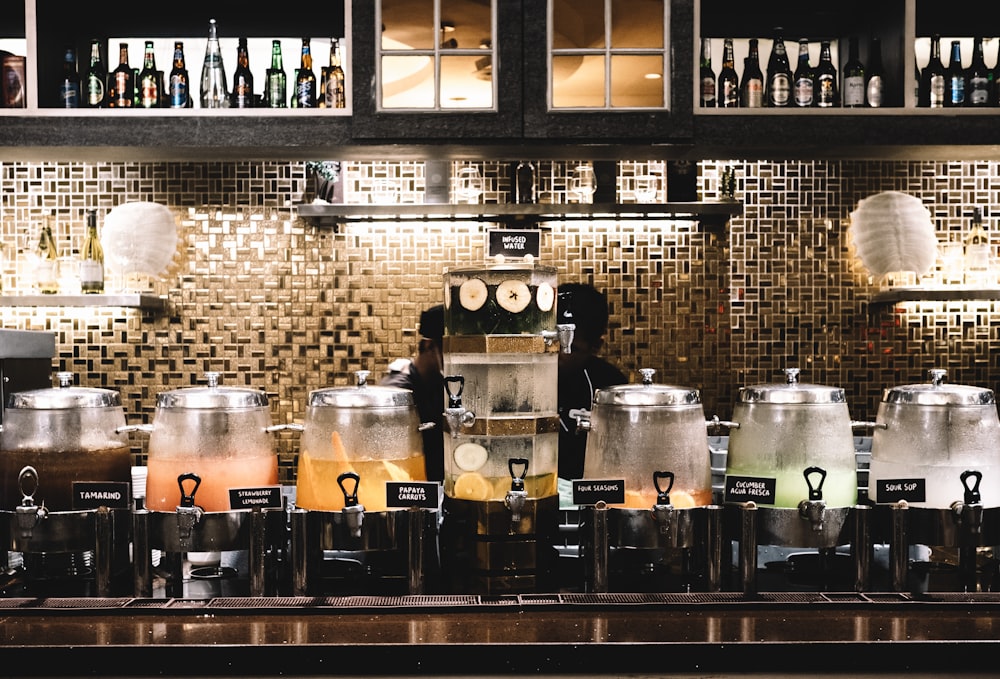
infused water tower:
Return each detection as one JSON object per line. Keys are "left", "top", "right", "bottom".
{"left": 439, "top": 264, "right": 561, "bottom": 594}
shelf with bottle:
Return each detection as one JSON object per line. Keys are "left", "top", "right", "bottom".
{"left": 0, "top": 293, "right": 167, "bottom": 311}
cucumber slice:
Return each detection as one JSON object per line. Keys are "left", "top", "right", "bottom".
{"left": 453, "top": 441, "right": 489, "bottom": 472}
{"left": 496, "top": 279, "right": 531, "bottom": 313}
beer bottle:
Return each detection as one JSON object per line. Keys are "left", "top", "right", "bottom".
{"left": 739, "top": 39, "right": 763, "bottom": 108}
{"left": 168, "top": 41, "right": 191, "bottom": 108}
{"left": 138, "top": 40, "right": 160, "bottom": 108}
{"left": 765, "top": 30, "right": 792, "bottom": 107}
{"left": 841, "top": 36, "right": 865, "bottom": 108}
{"left": 85, "top": 39, "right": 107, "bottom": 108}
{"left": 793, "top": 39, "right": 814, "bottom": 107}
{"left": 108, "top": 42, "right": 134, "bottom": 108}
{"left": 699, "top": 37, "right": 716, "bottom": 107}
{"left": 717, "top": 38, "right": 739, "bottom": 108}
{"left": 921, "top": 34, "right": 945, "bottom": 108}
{"left": 814, "top": 40, "right": 838, "bottom": 107}
{"left": 59, "top": 46, "right": 81, "bottom": 108}
{"left": 945, "top": 40, "right": 965, "bottom": 107}
{"left": 322, "top": 38, "right": 346, "bottom": 109}
{"left": 292, "top": 38, "right": 317, "bottom": 108}
{"left": 265, "top": 40, "right": 287, "bottom": 108}
{"left": 967, "top": 37, "right": 990, "bottom": 107}
{"left": 231, "top": 37, "right": 254, "bottom": 108}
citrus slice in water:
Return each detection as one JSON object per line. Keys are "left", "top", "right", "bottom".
{"left": 453, "top": 472, "right": 493, "bottom": 501}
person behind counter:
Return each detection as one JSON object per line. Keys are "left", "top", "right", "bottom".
{"left": 557, "top": 282, "right": 627, "bottom": 481}
{"left": 380, "top": 304, "right": 446, "bottom": 482}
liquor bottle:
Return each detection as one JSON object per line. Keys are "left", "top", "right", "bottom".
{"left": 699, "top": 37, "right": 716, "bottom": 107}
{"left": 138, "top": 40, "right": 160, "bottom": 108}
{"left": 168, "top": 41, "right": 190, "bottom": 108}
{"left": 80, "top": 210, "right": 104, "bottom": 294}
{"left": 945, "top": 40, "right": 965, "bottom": 107}
{"left": 108, "top": 42, "right": 134, "bottom": 108}
{"left": 35, "top": 212, "right": 59, "bottom": 294}
{"left": 231, "top": 37, "right": 254, "bottom": 108}
{"left": 514, "top": 161, "right": 536, "bottom": 204}
{"left": 814, "top": 40, "right": 838, "bottom": 107}
{"left": 920, "top": 34, "right": 945, "bottom": 108}
{"left": 793, "top": 39, "right": 814, "bottom": 107}
{"left": 865, "top": 37, "right": 883, "bottom": 108}
{"left": 967, "top": 36, "right": 991, "bottom": 107}
{"left": 200, "top": 18, "right": 228, "bottom": 108}
{"left": 265, "top": 40, "right": 287, "bottom": 108}
{"left": 841, "top": 36, "right": 865, "bottom": 108}
{"left": 765, "top": 30, "right": 792, "bottom": 107}
{"left": 85, "top": 39, "right": 107, "bottom": 108}
{"left": 292, "top": 38, "right": 317, "bottom": 108}
{"left": 965, "top": 208, "right": 992, "bottom": 286}
{"left": 59, "top": 46, "right": 81, "bottom": 108}
{"left": 717, "top": 38, "right": 739, "bottom": 108}
{"left": 739, "top": 38, "right": 764, "bottom": 108}
{"left": 322, "top": 38, "right": 347, "bottom": 108}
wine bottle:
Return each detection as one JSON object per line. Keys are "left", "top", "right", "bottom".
{"left": 265, "top": 40, "right": 287, "bottom": 108}
{"left": 793, "top": 39, "right": 814, "bottom": 107}
{"left": 322, "top": 38, "right": 346, "bottom": 109}
{"left": 765, "top": 30, "right": 792, "bottom": 107}
{"left": 85, "top": 39, "right": 107, "bottom": 108}
{"left": 865, "top": 37, "right": 883, "bottom": 108}
{"left": 967, "top": 36, "right": 990, "bottom": 107}
{"left": 514, "top": 161, "right": 536, "bottom": 204}
{"left": 292, "top": 38, "right": 317, "bottom": 108}
{"left": 168, "top": 41, "right": 190, "bottom": 108}
{"left": 699, "top": 37, "right": 716, "bottom": 107}
{"left": 841, "top": 36, "right": 864, "bottom": 108}
{"left": 815, "top": 40, "right": 838, "bottom": 107}
{"left": 138, "top": 40, "right": 160, "bottom": 108}
{"left": 80, "top": 210, "right": 104, "bottom": 294}
{"left": 35, "top": 212, "right": 60, "bottom": 294}
{"left": 717, "top": 38, "right": 739, "bottom": 108}
{"left": 200, "top": 18, "right": 228, "bottom": 108}
{"left": 739, "top": 38, "right": 764, "bottom": 108}
{"left": 231, "top": 37, "right": 254, "bottom": 108}
{"left": 108, "top": 42, "right": 134, "bottom": 108}
{"left": 921, "top": 34, "right": 945, "bottom": 108}
{"left": 945, "top": 40, "right": 965, "bottom": 107}
{"left": 965, "top": 208, "right": 992, "bottom": 286}
{"left": 59, "top": 46, "right": 81, "bottom": 108}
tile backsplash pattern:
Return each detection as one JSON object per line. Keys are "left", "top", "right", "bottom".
{"left": 2, "top": 158, "right": 999, "bottom": 481}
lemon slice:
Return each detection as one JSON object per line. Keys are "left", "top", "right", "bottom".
{"left": 536, "top": 282, "right": 555, "bottom": 312}
{"left": 453, "top": 441, "right": 488, "bottom": 472}
{"left": 496, "top": 280, "right": 531, "bottom": 313}
{"left": 453, "top": 472, "right": 493, "bottom": 501}
{"left": 669, "top": 490, "right": 696, "bottom": 509}
{"left": 458, "top": 278, "right": 488, "bottom": 311}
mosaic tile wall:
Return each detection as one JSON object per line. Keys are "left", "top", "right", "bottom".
{"left": 2, "top": 158, "right": 999, "bottom": 481}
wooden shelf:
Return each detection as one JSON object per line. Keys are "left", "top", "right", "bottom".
{"left": 0, "top": 293, "right": 168, "bottom": 311}
{"left": 870, "top": 287, "right": 1000, "bottom": 309}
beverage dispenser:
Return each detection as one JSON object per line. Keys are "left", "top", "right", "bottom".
{"left": 438, "top": 264, "right": 561, "bottom": 594}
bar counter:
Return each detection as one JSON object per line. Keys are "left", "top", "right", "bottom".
{"left": 4, "top": 591, "right": 1000, "bottom": 677}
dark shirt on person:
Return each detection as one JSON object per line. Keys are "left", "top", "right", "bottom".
{"left": 381, "top": 358, "right": 446, "bottom": 482}
{"left": 558, "top": 354, "right": 628, "bottom": 481}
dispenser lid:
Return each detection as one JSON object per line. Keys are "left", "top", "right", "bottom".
{"left": 156, "top": 372, "right": 269, "bottom": 409}
{"left": 308, "top": 370, "right": 414, "bottom": 408}
{"left": 592, "top": 368, "right": 701, "bottom": 406}
{"left": 882, "top": 368, "right": 996, "bottom": 406}
{"left": 737, "top": 368, "right": 846, "bottom": 405}
{"left": 8, "top": 372, "right": 122, "bottom": 409}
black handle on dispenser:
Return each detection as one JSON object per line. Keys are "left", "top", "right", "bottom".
{"left": 338, "top": 471, "right": 362, "bottom": 507}
{"left": 508, "top": 458, "right": 528, "bottom": 492}
{"left": 803, "top": 466, "right": 826, "bottom": 502}
{"left": 444, "top": 375, "right": 465, "bottom": 409}
{"left": 961, "top": 469, "right": 983, "bottom": 505}
{"left": 653, "top": 470, "right": 675, "bottom": 505}
{"left": 177, "top": 473, "right": 201, "bottom": 508}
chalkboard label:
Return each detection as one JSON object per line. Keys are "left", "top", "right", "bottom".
{"left": 387, "top": 481, "right": 439, "bottom": 509}
{"left": 724, "top": 475, "right": 777, "bottom": 504}
{"left": 488, "top": 229, "right": 541, "bottom": 259}
{"left": 874, "top": 478, "right": 926, "bottom": 504}
{"left": 573, "top": 478, "right": 626, "bottom": 505}
{"left": 229, "top": 486, "right": 283, "bottom": 510}
{"left": 72, "top": 481, "right": 130, "bottom": 510}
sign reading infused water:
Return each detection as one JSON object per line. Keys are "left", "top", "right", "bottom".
{"left": 488, "top": 230, "right": 541, "bottom": 259}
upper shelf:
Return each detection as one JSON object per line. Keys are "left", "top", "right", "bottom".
{"left": 869, "top": 288, "right": 1000, "bottom": 310}
{"left": 0, "top": 293, "right": 168, "bottom": 311}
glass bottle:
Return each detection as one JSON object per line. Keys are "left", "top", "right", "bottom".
{"left": 699, "top": 37, "right": 716, "bottom": 107}
{"left": 967, "top": 36, "right": 990, "bottom": 107}
{"left": 717, "top": 38, "right": 738, "bottom": 108}
{"left": 292, "top": 38, "right": 317, "bottom": 108}
{"left": 85, "top": 39, "right": 106, "bottom": 108}
{"left": 168, "top": 41, "right": 190, "bottom": 108}
{"left": 514, "top": 161, "right": 536, "bottom": 204}
{"left": 739, "top": 39, "right": 764, "bottom": 108}
{"left": 138, "top": 40, "right": 160, "bottom": 108}
{"left": 80, "top": 210, "right": 104, "bottom": 294}
{"left": 108, "top": 42, "right": 134, "bottom": 108}
{"left": 200, "top": 18, "right": 228, "bottom": 108}
{"left": 765, "top": 30, "right": 792, "bottom": 107}
{"left": 945, "top": 40, "right": 965, "bottom": 107}
{"left": 323, "top": 38, "right": 346, "bottom": 109}
{"left": 965, "top": 207, "right": 992, "bottom": 286}
{"left": 865, "top": 37, "right": 883, "bottom": 108}
{"left": 265, "top": 40, "right": 287, "bottom": 108}
{"left": 231, "top": 37, "right": 254, "bottom": 108}
{"left": 793, "top": 39, "right": 814, "bottom": 107}
{"left": 59, "top": 46, "right": 81, "bottom": 108}
{"left": 35, "top": 212, "right": 60, "bottom": 294}
{"left": 841, "top": 36, "right": 865, "bottom": 108}
{"left": 814, "top": 40, "right": 838, "bottom": 107}
{"left": 921, "top": 34, "right": 945, "bottom": 108}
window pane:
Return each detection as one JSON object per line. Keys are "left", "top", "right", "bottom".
{"left": 381, "top": 55, "right": 435, "bottom": 108}
{"left": 382, "top": 0, "right": 436, "bottom": 50}
{"left": 611, "top": 0, "right": 663, "bottom": 49}
{"left": 552, "top": 0, "right": 605, "bottom": 49}
{"left": 552, "top": 54, "right": 606, "bottom": 107}
{"left": 441, "top": 0, "right": 492, "bottom": 50}
{"left": 610, "top": 54, "right": 662, "bottom": 107}
{"left": 441, "top": 55, "right": 493, "bottom": 108}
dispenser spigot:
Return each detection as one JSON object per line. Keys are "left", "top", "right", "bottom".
{"left": 338, "top": 471, "right": 365, "bottom": 538}
{"left": 651, "top": 470, "right": 678, "bottom": 542}
{"left": 504, "top": 458, "right": 529, "bottom": 528}
{"left": 175, "top": 473, "right": 204, "bottom": 547}
{"left": 15, "top": 466, "right": 47, "bottom": 538}
{"left": 556, "top": 323, "right": 576, "bottom": 354}
{"left": 443, "top": 375, "right": 476, "bottom": 439}
{"left": 952, "top": 470, "right": 985, "bottom": 536}
{"left": 798, "top": 466, "right": 827, "bottom": 532}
